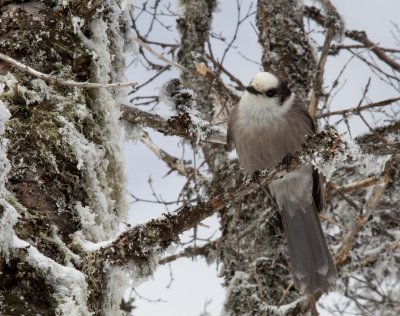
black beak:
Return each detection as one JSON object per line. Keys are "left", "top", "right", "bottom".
{"left": 245, "top": 86, "right": 261, "bottom": 95}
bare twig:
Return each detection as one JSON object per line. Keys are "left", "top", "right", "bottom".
{"left": 159, "top": 240, "right": 218, "bottom": 265}
{"left": 309, "top": 0, "right": 339, "bottom": 118}
{"left": 304, "top": 6, "right": 400, "bottom": 73}
{"left": 133, "top": 37, "right": 189, "bottom": 72}
{"left": 0, "top": 52, "right": 137, "bottom": 89}
{"left": 332, "top": 177, "right": 378, "bottom": 193}
{"left": 346, "top": 30, "right": 400, "bottom": 72}
{"left": 206, "top": 53, "right": 245, "bottom": 90}
{"left": 278, "top": 282, "right": 294, "bottom": 305}
{"left": 329, "top": 44, "right": 400, "bottom": 55}
{"left": 319, "top": 214, "right": 348, "bottom": 231}
{"left": 332, "top": 186, "right": 363, "bottom": 213}
{"left": 139, "top": 130, "right": 206, "bottom": 181}
{"left": 131, "top": 65, "right": 170, "bottom": 93}
{"left": 335, "top": 160, "right": 393, "bottom": 267}
{"left": 318, "top": 97, "right": 400, "bottom": 118}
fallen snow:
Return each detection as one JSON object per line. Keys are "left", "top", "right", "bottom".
{"left": 12, "top": 236, "right": 92, "bottom": 315}
{"left": 0, "top": 200, "right": 19, "bottom": 262}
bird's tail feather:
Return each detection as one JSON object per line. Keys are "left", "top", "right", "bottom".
{"left": 281, "top": 201, "right": 337, "bottom": 294}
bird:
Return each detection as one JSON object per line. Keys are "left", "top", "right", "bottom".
{"left": 227, "top": 71, "right": 337, "bottom": 295}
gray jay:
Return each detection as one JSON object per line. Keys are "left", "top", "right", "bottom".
{"left": 227, "top": 72, "right": 337, "bottom": 294}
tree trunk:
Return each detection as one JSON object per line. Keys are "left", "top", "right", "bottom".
{"left": 0, "top": 1, "right": 132, "bottom": 314}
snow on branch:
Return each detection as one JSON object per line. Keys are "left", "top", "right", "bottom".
{"left": 120, "top": 104, "right": 226, "bottom": 145}
{"left": 335, "top": 159, "right": 395, "bottom": 267}
{"left": 0, "top": 53, "right": 137, "bottom": 89}
{"left": 91, "top": 129, "right": 342, "bottom": 271}
{"left": 121, "top": 79, "right": 227, "bottom": 145}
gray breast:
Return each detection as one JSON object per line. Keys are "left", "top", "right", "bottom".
{"left": 232, "top": 99, "right": 313, "bottom": 173}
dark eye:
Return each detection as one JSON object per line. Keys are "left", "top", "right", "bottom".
{"left": 265, "top": 89, "right": 277, "bottom": 97}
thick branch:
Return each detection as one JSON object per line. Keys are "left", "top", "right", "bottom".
{"left": 95, "top": 129, "right": 341, "bottom": 267}
{"left": 120, "top": 104, "right": 226, "bottom": 144}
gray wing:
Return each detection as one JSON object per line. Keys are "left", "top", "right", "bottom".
{"left": 290, "top": 97, "right": 324, "bottom": 211}
{"left": 313, "top": 170, "right": 325, "bottom": 212}
{"left": 290, "top": 97, "right": 316, "bottom": 133}
{"left": 226, "top": 105, "right": 238, "bottom": 151}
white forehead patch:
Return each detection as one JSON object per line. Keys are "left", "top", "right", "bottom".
{"left": 251, "top": 72, "right": 279, "bottom": 91}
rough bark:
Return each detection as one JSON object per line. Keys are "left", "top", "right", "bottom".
{"left": 257, "top": 0, "right": 317, "bottom": 99}
{"left": 0, "top": 1, "right": 131, "bottom": 314}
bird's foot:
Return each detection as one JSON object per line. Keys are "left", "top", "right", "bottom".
{"left": 250, "top": 170, "right": 261, "bottom": 182}
{"left": 281, "top": 153, "right": 293, "bottom": 169}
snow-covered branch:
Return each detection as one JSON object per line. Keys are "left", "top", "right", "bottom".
{"left": 120, "top": 104, "right": 226, "bottom": 145}
{"left": 121, "top": 78, "right": 229, "bottom": 145}
{"left": 92, "top": 129, "right": 341, "bottom": 269}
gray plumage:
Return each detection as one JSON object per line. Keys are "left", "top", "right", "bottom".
{"left": 227, "top": 72, "right": 337, "bottom": 294}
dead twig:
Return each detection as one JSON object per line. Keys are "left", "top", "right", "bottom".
{"left": 309, "top": 0, "right": 339, "bottom": 118}
{"left": 133, "top": 37, "right": 189, "bottom": 72}
{"left": 139, "top": 129, "right": 206, "bottom": 181}
{"left": 318, "top": 97, "right": 400, "bottom": 118}
{"left": 304, "top": 6, "right": 400, "bottom": 73}
{"left": 0, "top": 52, "right": 136, "bottom": 89}
{"left": 278, "top": 282, "right": 294, "bottom": 305}
{"left": 335, "top": 160, "right": 393, "bottom": 267}
{"left": 332, "top": 177, "right": 378, "bottom": 193}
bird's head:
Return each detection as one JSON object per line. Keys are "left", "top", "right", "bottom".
{"left": 245, "top": 72, "right": 292, "bottom": 105}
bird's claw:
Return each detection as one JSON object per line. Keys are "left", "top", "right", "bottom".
{"left": 250, "top": 170, "right": 261, "bottom": 182}
{"left": 281, "top": 153, "right": 293, "bottom": 168}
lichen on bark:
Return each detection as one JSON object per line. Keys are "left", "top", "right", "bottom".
{"left": 0, "top": 1, "right": 132, "bottom": 314}
{"left": 257, "top": 0, "right": 317, "bottom": 99}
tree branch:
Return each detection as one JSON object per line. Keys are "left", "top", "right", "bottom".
{"left": 93, "top": 129, "right": 341, "bottom": 268}
{"left": 335, "top": 158, "right": 395, "bottom": 267}
{"left": 120, "top": 104, "right": 226, "bottom": 144}
{"left": 0, "top": 52, "right": 137, "bottom": 89}
{"left": 317, "top": 97, "right": 400, "bottom": 118}
{"left": 304, "top": 6, "right": 400, "bottom": 73}
{"left": 309, "top": 0, "right": 341, "bottom": 118}
{"left": 159, "top": 240, "right": 218, "bottom": 265}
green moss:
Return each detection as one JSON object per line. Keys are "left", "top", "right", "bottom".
{"left": 82, "top": 252, "right": 105, "bottom": 313}
{"left": 0, "top": 2, "right": 128, "bottom": 313}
